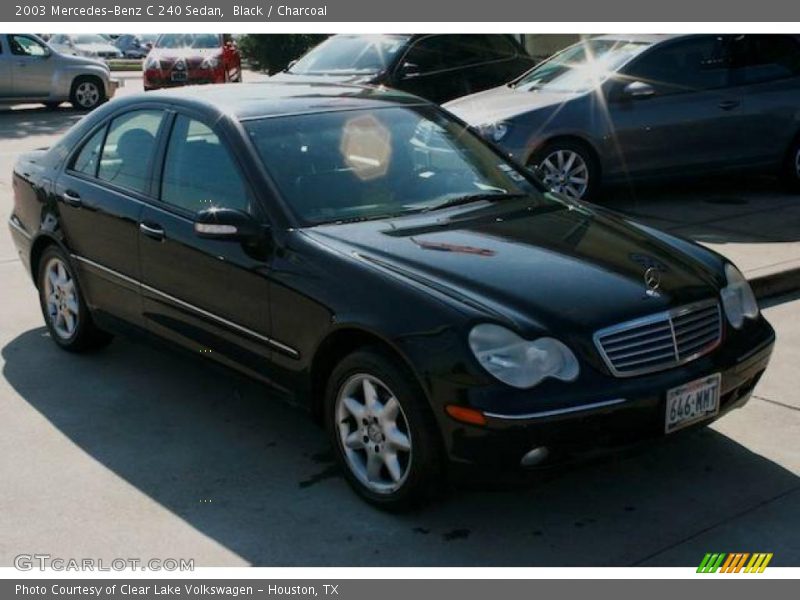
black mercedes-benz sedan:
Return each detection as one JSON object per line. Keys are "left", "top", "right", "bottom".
{"left": 8, "top": 82, "right": 775, "bottom": 509}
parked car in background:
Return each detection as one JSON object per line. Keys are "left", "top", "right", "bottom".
{"left": 0, "top": 34, "right": 118, "bottom": 110}
{"left": 271, "top": 34, "right": 535, "bottom": 104}
{"left": 114, "top": 34, "right": 152, "bottom": 59}
{"left": 143, "top": 33, "right": 242, "bottom": 90}
{"left": 8, "top": 83, "right": 774, "bottom": 508}
{"left": 48, "top": 34, "right": 124, "bottom": 60}
{"left": 446, "top": 34, "right": 800, "bottom": 200}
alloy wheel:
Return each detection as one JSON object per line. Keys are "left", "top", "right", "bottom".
{"left": 43, "top": 257, "right": 80, "bottom": 340}
{"left": 75, "top": 81, "right": 100, "bottom": 108}
{"left": 335, "top": 373, "right": 413, "bottom": 494}
{"left": 538, "top": 149, "right": 589, "bottom": 199}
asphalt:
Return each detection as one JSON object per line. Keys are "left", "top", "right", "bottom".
{"left": 0, "top": 73, "right": 798, "bottom": 567}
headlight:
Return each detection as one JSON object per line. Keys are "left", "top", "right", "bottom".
{"left": 478, "top": 122, "right": 510, "bottom": 143}
{"left": 144, "top": 56, "right": 161, "bottom": 70}
{"left": 720, "top": 264, "right": 759, "bottom": 329}
{"left": 201, "top": 56, "right": 220, "bottom": 69}
{"left": 468, "top": 324, "right": 579, "bottom": 389}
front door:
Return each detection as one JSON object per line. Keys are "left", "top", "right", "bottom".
{"left": 7, "top": 34, "right": 54, "bottom": 97}
{"left": 137, "top": 113, "right": 275, "bottom": 379}
{"left": 605, "top": 35, "right": 749, "bottom": 179}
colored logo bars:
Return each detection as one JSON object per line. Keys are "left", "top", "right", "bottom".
{"left": 697, "top": 553, "right": 773, "bottom": 573}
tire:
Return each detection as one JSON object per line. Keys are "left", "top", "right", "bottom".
{"left": 529, "top": 139, "right": 599, "bottom": 201}
{"left": 43, "top": 101, "right": 62, "bottom": 110}
{"left": 37, "top": 246, "right": 113, "bottom": 353}
{"left": 69, "top": 76, "right": 106, "bottom": 111}
{"left": 325, "top": 347, "right": 445, "bottom": 510}
{"left": 780, "top": 136, "right": 800, "bottom": 193}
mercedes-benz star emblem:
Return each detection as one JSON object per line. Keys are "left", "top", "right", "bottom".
{"left": 644, "top": 267, "right": 662, "bottom": 298}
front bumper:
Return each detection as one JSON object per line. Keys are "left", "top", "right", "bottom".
{"left": 143, "top": 68, "right": 225, "bottom": 90}
{"left": 440, "top": 317, "right": 775, "bottom": 469}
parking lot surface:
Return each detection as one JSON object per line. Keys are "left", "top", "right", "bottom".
{"left": 1, "top": 73, "right": 799, "bottom": 566}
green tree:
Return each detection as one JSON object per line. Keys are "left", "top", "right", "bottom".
{"left": 238, "top": 34, "right": 328, "bottom": 75}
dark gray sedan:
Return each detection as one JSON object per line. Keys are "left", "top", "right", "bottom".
{"left": 445, "top": 34, "right": 800, "bottom": 200}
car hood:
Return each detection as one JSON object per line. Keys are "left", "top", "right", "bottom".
{"left": 150, "top": 47, "right": 221, "bottom": 60}
{"left": 445, "top": 84, "right": 580, "bottom": 125}
{"left": 303, "top": 197, "right": 722, "bottom": 335}
{"left": 270, "top": 71, "right": 379, "bottom": 86}
{"left": 75, "top": 43, "right": 119, "bottom": 54}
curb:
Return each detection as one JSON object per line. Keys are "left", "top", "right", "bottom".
{"left": 750, "top": 266, "right": 800, "bottom": 300}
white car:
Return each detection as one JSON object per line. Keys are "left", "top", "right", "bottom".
{"left": 48, "top": 34, "right": 123, "bottom": 60}
{"left": 0, "top": 34, "right": 119, "bottom": 110}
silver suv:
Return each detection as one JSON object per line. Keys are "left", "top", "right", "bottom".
{"left": 0, "top": 34, "right": 119, "bottom": 111}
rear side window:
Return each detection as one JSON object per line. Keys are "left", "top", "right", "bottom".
{"left": 624, "top": 36, "right": 731, "bottom": 93}
{"left": 730, "top": 35, "right": 800, "bottom": 84}
{"left": 97, "top": 110, "right": 164, "bottom": 194}
{"left": 160, "top": 115, "right": 250, "bottom": 214}
{"left": 71, "top": 128, "right": 106, "bottom": 176}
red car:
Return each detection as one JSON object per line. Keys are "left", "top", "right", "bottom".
{"left": 143, "top": 33, "right": 242, "bottom": 90}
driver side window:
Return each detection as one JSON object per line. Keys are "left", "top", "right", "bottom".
{"left": 160, "top": 115, "right": 251, "bottom": 215}
{"left": 9, "top": 35, "right": 49, "bottom": 57}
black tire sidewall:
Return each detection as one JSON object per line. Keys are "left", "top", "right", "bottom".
{"left": 531, "top": 140, "right": 599, "bottom": 201}
{"left": 324, "top": 348, "right": 445, "bottom": 510}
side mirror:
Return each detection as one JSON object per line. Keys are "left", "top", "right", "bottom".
{"left": 194, "top": 208, "right": 263, "bottom": 242}
{"left": 399, "top": 61, "right": 421, "bottom": 79}
{"left": 622, "top": 80, "right": 656, "bottom": 100}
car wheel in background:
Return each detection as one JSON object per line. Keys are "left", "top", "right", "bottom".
{"left": 781, "top": 136, "right": 800, "bottom": 192}
{"left": 69, "top": 76, "right": 105, "bottom": 111}
{"left": 37, "top": 246, "right": 113, "bottom": 352}
{"left": 530, "top": 139, "right": 599, "bottom": 201}
{"left": 325, "top": 348, "right": 445, "bottom": 510}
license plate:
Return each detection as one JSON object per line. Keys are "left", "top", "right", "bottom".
{"left": 665, "top": 373, "right": 721, "bottom": 433}
{"left": 171, "top": 71, "right": 187, "bottom": 82}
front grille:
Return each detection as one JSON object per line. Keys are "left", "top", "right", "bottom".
{"left": 594, "top": 299, "right": 722, "bottom": 377}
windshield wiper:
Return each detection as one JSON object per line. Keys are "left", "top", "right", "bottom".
{"left": 420, "top": 192, "right": 527, "bottom": 213}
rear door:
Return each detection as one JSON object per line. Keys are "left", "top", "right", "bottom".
{"left": 55, "top": 107, "right": 168, "bottom": 327}
{"left": 137, "top": 111, "right": 276, "bottom": 377}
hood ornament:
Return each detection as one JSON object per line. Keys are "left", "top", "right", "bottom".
{"left": 644, "top": 267, "right": 662, "bottom": 298}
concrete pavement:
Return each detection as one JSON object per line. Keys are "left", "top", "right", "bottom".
{"left": 0, "top": 75, "right": 799, "bottom": 567}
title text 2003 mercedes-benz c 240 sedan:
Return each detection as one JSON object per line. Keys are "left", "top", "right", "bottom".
{"left": 9, "top": 83, "right": 774, "bottom": 509}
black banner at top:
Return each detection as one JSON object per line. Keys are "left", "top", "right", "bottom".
{"left": 3, "top": 0, "right": 799, "bottom": 22}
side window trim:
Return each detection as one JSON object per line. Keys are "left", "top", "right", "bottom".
{"left": 66, "top": 123, "right": 110, "bottom": 179}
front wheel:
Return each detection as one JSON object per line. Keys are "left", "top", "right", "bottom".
{"left": 530, "top": 140, "right": 599, "bottom": 201}
{"left": 325, "top": 348, "right": 445, "bottom": 510}
{"left": 37, "top": 246, "right": 112, "bottom": 352}
{"left": 69, "top": 76, "right": 105, "bottom": 111}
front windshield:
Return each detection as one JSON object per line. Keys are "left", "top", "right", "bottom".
{"left": 515, "top": 39, "right": 649, "bottom": 93}
{"left": 74, "top": 35, "right": 109, "bottom": 45}
{"left": 289, "top": 35, "right": 410, "bottom": 75}
{"left": 246, "top": 106, "right": 543, "bottom": 226}
{"left": 156, "top": 33, "right": 219, "bottom": 50}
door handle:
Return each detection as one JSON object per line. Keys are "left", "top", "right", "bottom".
{"left": 62, "top": 190, "right": 82, "bottom": 207}
{"left": 139, "top": 222, "right": 165, "bottom": 241}
{"left": 718, "top": 100, "right": 740, "bottom": 111}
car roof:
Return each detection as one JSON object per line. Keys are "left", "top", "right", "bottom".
{"left": 125, "top": 81, "right": 431, "bottom": 121}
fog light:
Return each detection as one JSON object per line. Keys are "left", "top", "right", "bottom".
{"left": 520, "top": 446, "right": 549, "bottom": 467}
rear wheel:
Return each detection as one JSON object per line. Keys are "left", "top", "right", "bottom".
{"left": 37, "top": 246, "right": 112, "bottom": 352}
{"left": 781, "top": 136, "right": 800, "bottom": 192}
{"left": 530, "top": 140, "right": 599, "bottom": 201}
{"left": 69, "top": 76, "right": 105, "bottom": 111}
{"left": 325, "top": 348, "right": 445, "bottom": 510}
